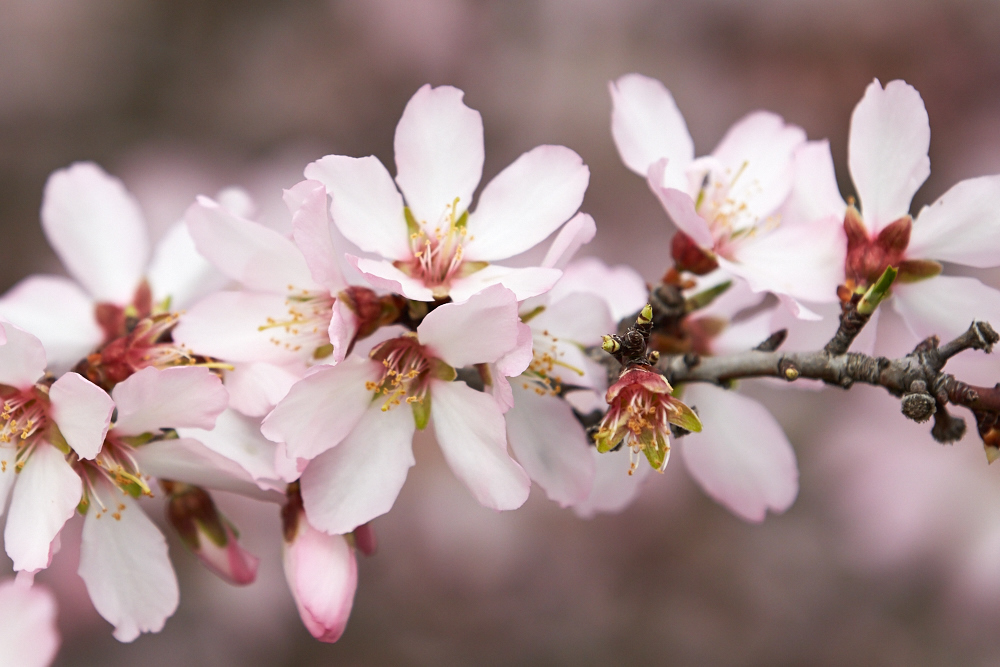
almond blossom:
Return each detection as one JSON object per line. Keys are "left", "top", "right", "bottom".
{"left": 0, "top": 578, "right": 60, "bottom": 667}
{"left": 303, "top": 84, "right": 589, "bottom": 303}
{"left": 261, "top": 285, "right": 532, "bottom": 536}
{"left": 788, "top": 78, "right": 1000, "bottom": 341}
{"left": 610, "top": 73, "right": 845, "bottom": 312}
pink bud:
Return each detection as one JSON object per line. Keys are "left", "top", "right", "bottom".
{"left": 353, "top": 522, "right": 378, "bottom": 556}
{"left": 282, "top": 516, "right": 358, "bottom": 643}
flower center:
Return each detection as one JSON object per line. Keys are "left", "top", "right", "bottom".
{"left": 258, "top": 289, "right": 337, "bottom": 359}
{"left": 398, "top": 200, "right": 484, "bottom": 298}
{"left": 692, "top": 161, "right": 776, "bottom": 257}
{"left": 521, "top": 329, "right": 585, "bottom": 396}
{"left": 0, "top": 386, "right": 51, "bottom": 471}
{"left": 366, "top": 334, "right": 434, "bottom": 411}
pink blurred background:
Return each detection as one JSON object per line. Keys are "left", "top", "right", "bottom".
{"left": 4, "top": 0, "right": 1000, "bottom": 664}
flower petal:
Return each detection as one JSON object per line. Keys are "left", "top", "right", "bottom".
{"left": 40, "top": 162, "right": 149, "bottom": 304}
{"left": 185, "top": 196, "right": 318, "bottom": 293}
{"left": 848, "top": 79, "right": 930, "bottom": 232}
{"left": 394, "top": 85, "right": 484, "bottom": 227}
{"left": 5, "top": 444, "right": 82, "bottom": 572}
{"left": 178, "top": 409, "right": 281, "bottom": 484}
{"left": 146, "top": 221, "right": 230, "bottom": 310}
{"left": 347, "top": 255, "right": 435, "bottom": 302}
{"left": 48, "top": 372, "right": 114, "bottom": 460}
{"left": 286, "top": 180, "right": 347, "bottom": 293}
{"left": 78, "top": 481, "right": 179, "bottom": 642}
{"left": 283, "top": 518, "right": 356, "bottom": 643}
{"left": 431, "top": 380, "right": 530, "bottom": 510}
{"left": 908, "top": 175, "right": 1000, "bottom": 267}
{"left": 447, "top": 265, "right": 562, "bottom": 304}
{"left": 892, "top": 275, "right": 1000, "bottom": 341}
{"left": 549, "top": 257, "right": 649, "bottom": 323}
{"left": 303, "top": 156, "right": 411, "bottom": 261}
{"left": 679, "top": 384, "right": 798, "bottom": 522}
{"left": 572, "top": 447, "right": 651, "bottom": 518}
{"left": 465, "top": 145, "right": 589, "bottom": 261}
{"left": 260, "top": 358, "right": 380, "bottom": 460}
{"left": 0, "top": 579, "right": 60, "bottom": 667}
{"left": 0, "top": 276, "right": 102, "bottom": 373}
{"left": 110, "top": 366, "right": 228, "bottom": 436}
{"left": 541, "top": 212, "right": 596, "bottom": 270}
{"left": 530, "top": 292, "right": 614, "bottom": 346}
{"left": 0, "top": 322, "right": 48, "bottom": 390}
{"left": 647, "top": 167, "right": 715, "bottom": 248}
{"left": 778, "top": 140, "right": 846, "bottom": 225}
{"left": 418, "top": 284, "right": 521, "bottom": 368}
{"left": 609, "top": 73, "right": 694, "bottom": 187}
{"left": 506, "top": 384, "right": 595, "bottom": 506}
{"left": 301, "top": 403, "right": 415, "bottom": 535}
{"left": 223, "top": 361, "right": 303, "bottom": 417}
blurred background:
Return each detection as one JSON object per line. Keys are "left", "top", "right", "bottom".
{"left": 4, "top": 0, "right": 1000, "bottom": 664}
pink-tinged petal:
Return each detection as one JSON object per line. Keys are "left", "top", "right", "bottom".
{"left": 447, "top": 265, "right": 562, "bottom": 303}
{"left": 431, "top": 380, "right": 530, "bottom": 510}
{"left": 680, "top": 384, "right": 798, "bottom": 522}
{"left": 496, "top": 322, "right": 533, "bottom": 379}
{"left": 848, "top": 79, "right": 930, "bottom": 232}
{"left": 283, "top": 518, "right": 356, "bottom": 643}
{"left": 720, "top": 215, "right": 846, "bottom": 304}
{"left": 710, "top": 111, "right": 805, "bottom": 220}
{"left": 647, "top": 167, "right": 714, "bottom": 248}
{"left": 490, "top": 372, "right": 515, "bottom": 414}
{"left": 892, "top": 275, "right": 1000, "bottom": 341}
{"left": 304, "top": 156, "right": 411, "bottom": 261}
{"left": 541, "top": 213, "right": 596, "bottom": 269}
{"left": 418, "top": 284, "right": 521, "bottom": 367}
{"left": 0, "top": 579, "right": 59, "bottom": 667}
{"left": 550, "top": 257, "right": 649, "bottom": 323}
{"left": 179, "top": 409, "right": 281, "bottom": 484}
{"left": 40, "top": 162, "right": 149, "bottom": 304}
{"left": 185, "top": 196, "right": 317, "bottom": 293}
{"left": 328, "top": 299, "right": 358, "bottom": 365}
{"left": 78, "top": 481, "right": 179, "bottom": 643}
{"left": 5, "top": 444, "right": 82, "bottom": 572}
{"left": 609, "top": 73, "right": 694, "bottom": 187}
{"left": 173, "top": 291, "right": 314, "bottom": 364}
{"left": 111, "top": 366, "right": 228, "bottom": 436}
{"left": 215, "top": 186, "right": 256, "bottom": 218}
{"left": 507, "top": 384, "right": 595, "bottom": 507}
{"left": 301, "top": 403, "right": 415, "bottom": 535}
{"left": 0, "top": 322, "right": 47, "bottom": 390}
{"left": 531, "top": 292, "right": 614, "bottom": 346}
{"left": 778, "top": 140, "right": 846, "bottom": 225}
{"left": 286, "top": 180, "right": 347, "bottom": 293}
{"left": 908, "top": 175, "right": 1000, "bottom": 267}
{"left": 572, "top": 447, "right": 651, "bottom": 518}
{"left": 0, "top": 276, "right": 102, "bottom": 373}
{"left": 182, "top": 518, "right": 259, "bottom": 586}
{"left": 48, "top": 372, "right": 113, "bottom": 460}
{"left": 132, "top": 438, "right": 283, "bottom": 501}
{"left": 224, "top": 361, "right": 304, "bottom": 417}
{"left": 394, "top": 85, "right": 484, "bottom": 226}
{"left": 465, "top": 145, "right": 590, "bottom": 261}
{"left": 274, "top": 442, "right": 306, "bottom": 483}
{"left": 708, "top": 308, "right": 774, "bottom": 356}
{"left": 347, "top": 255, "right": 435, "bottom": 302}
{"left": 146, "top": 222, "right": 230, "bottom": 310}
{"left": 260, "top": 358, "right": 380, "bottom": 460}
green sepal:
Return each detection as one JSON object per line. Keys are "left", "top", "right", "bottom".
{"left": 685, "top": 280, "right": 732, "bottom": 313}
{"left": 428, "top": 358, "right": 457, "bottom": 382}
{"left": 411, "top": 396, "right": 431, "bottom": 431}
{"left": 897, "top": 259, "right": 942, "bottom": 284}
{"left": 666, "top": 399, "right": 702, "bottom": 433}
{"left": 46, "top": 425, "right": 72, "bottom": 456}
{"left": 519, "top": 305, "right": 546, "bottom": 324}
{"left": 119, "top": 432, "right": 157, "bottom": 448}
{"left": 313, "top": 343, "right": 334, "bottom": 360}
{"left": 858, "top": 265, "right": 898, "bottom": 315}
{"left": 404, "top": 207, "right": 420, "bottom": 236}
{"left": 594, "top": 424, "right": 626, "bottom": 454}
{"left": 643, "top": 432, "right": 669, "bottom": 470}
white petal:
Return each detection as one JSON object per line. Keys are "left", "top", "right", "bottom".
{"left": 0, "top": 322, "right": 47, "bottom": 390}
{"left": 778, "top": 140, "right": 846, "bottom": 224}
{"left": 465, "top": 145, "right": 589, "bottom": 261}
{"left": 223, "top": 361, "right": 303, "bottom": 417}
{"left": 0, "top": 444, "right": 17, "bottom": 517}
{"left": 48, "top": 372, "right": 113, "bottom": 460}
{"left": 286, "top": 180, "right": 347, "bottom": 292}
{"left": 185, "top": 196, "right": 318, "bottom": 293}
{"left": 347, "top": 255, "right": 435, "bottom": 302}
{"left": 431, "top": 380, "right": 530, "bottom": 510}
{"left": 609, "top": 73, "right": 694, "bottom": 187}
{"left": 647, "top": 170, "right": 715, "bottom": 248}
{"left": 530, "top": 292, "right": 614, "bottom": 346}
{"left": 708, "top": 308, "right": 774, "bottom": 356}
{"left": 0, "top": 579, "right": 60, "bottom": 667}
{"left": 892, "top": 275, "right": 1000, "bottom": 341}
{"left": 506, "top": 384, "right": 594, "bottom": 506}
{"left": 908, "top": 175, "right": 1000, "bottom": 267}
{"left": 447, "top": 265, "right": 562, "bottom": 304}
{"left": 260, "top": 359, "right": 379, "bottom": 461}
{"left": 572, "top": 447, "right": 651, "bottom": 518}
{"left": 550, "top": 257, "right": 649, "bottom": 323}
{"left": 0, "top": 276, "right": 102, "bottom": 373}
{"left": 394, "top": 85, "right": 484, "bottom": 226}
{"left": 131, "top": 437, "right": 283, "bottom": 501}
{"left": 5, "top": 444, "right": 81, "bottom": 572}
{"left": 848, "top": 79, "right": 930, "bottom": 232}
{"left": 680, "top": 384, "right": 798, "bottom": 522}
{"left": 418, "top": 284, "right": 521, "bottom": 368}
{"left": 178, "top": 409, "right": 281, "bottom": 484}
{"left": 146, "top": 221, "right": 229, "bottom": 309}
{"left": 541, "top": 212, "right": 596, "bottom": 269}
{"left": 40, "top": 162, "right": 149, "bottom": 304}
{"left": 301, "top": 403, "right": 415, "bottom": 535}
{"left": 303, "top": 156, "right": 410, "bottom": 261}
{"left": 78, "top": 481, "right": 179, "bottom": 642}
{"left": 111, "top": 366, "right": 228, "bottom": 436}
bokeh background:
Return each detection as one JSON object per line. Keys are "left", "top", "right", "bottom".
{"left": 4, "top": 0, "right": 1000, "bottom": 664}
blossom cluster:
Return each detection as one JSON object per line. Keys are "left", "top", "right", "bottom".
{"left": 1, "top": 74, "right": 999, "bottom": 660}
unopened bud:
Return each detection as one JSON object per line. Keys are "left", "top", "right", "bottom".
{"left": 353, "top": 523, "right": 378, "bottom": 557}
{"left": 638, "top": 304, "right": 653, "bottom": 326}
{"left": 601, "top": 335, "right": 620, "bottom": 353}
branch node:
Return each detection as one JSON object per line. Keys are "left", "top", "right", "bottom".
{"left": 682, "top": 352, "right": 701, "bottom": 369}
{"left": 901, "top": 391, "right": 936, "bottom": 423}
{"left": 778, "top": 359, "right": 799, "bottom": 382}
{"left": 931, "top": 405, "right": 966, "bottom": 443}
